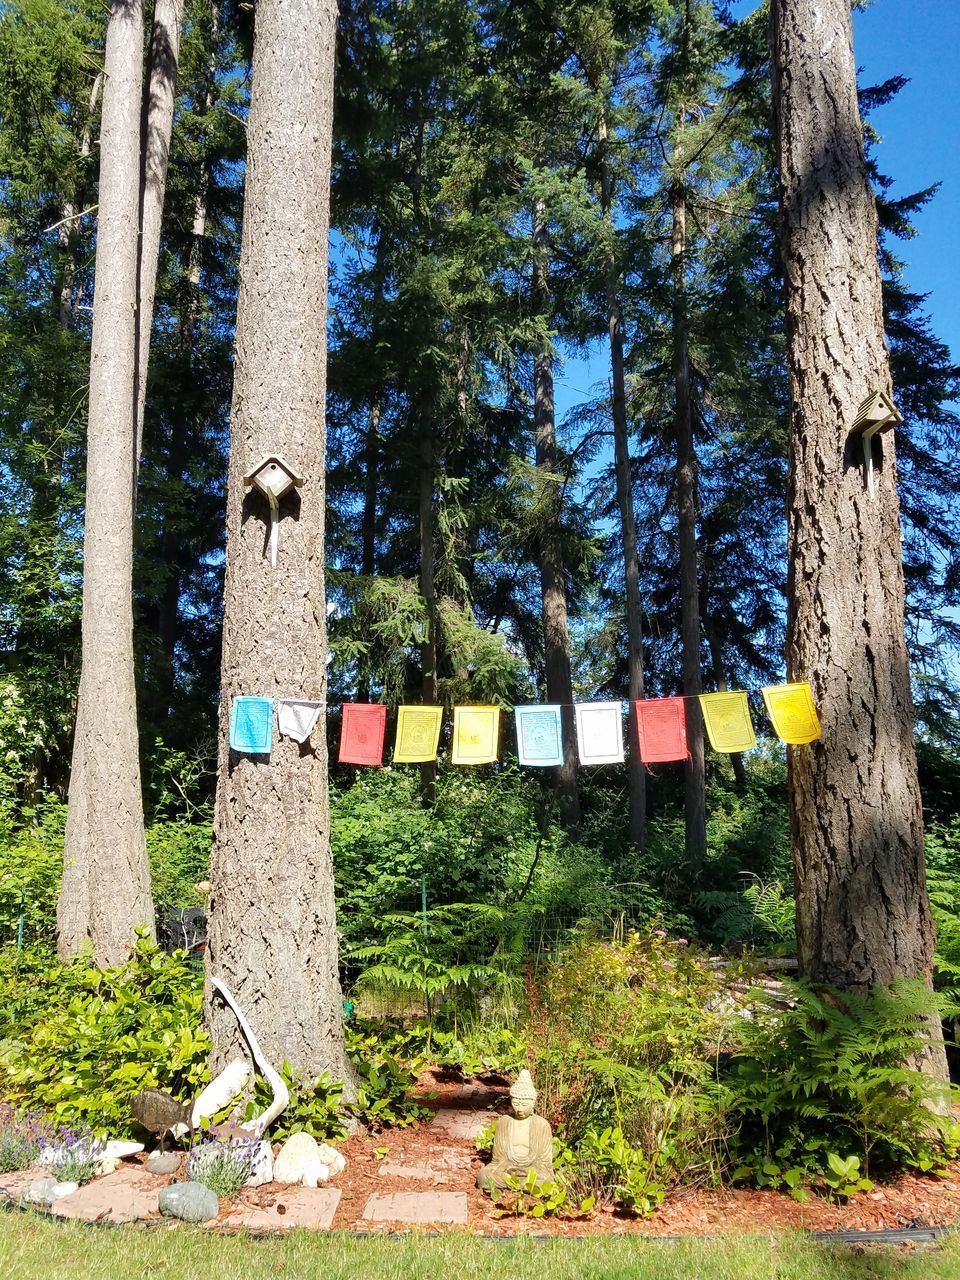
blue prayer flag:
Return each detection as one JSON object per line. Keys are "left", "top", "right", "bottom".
{"left": 515, "top": 704, "right": 564, "bottom": 767}
{"left": 230, "top": 696, "right": 274, "bottom": 755}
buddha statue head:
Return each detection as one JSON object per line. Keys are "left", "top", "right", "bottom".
{"left": 509, "top": 1068, "right": 538, "bottom": 1119}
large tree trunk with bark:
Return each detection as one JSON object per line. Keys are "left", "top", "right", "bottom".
{"left": 532, "top": 200, "right": 579, "bottom": 827}
{"left": 599, "top": 117, "right": 645, "bottom": 851}
{"left": 771, "top": 0, "right": 946, "bottom": 1078}
{"left": 418, "top": 424, "right": 438, "bottom": 804}
{"left": 671, "top": 173, "right": 706, "bottom": 866}
{"left": 206, "top": 0, "right": 352, "bottom": 1085}
{"left": 59, "top": 0, "right": 155, "bottom": 964}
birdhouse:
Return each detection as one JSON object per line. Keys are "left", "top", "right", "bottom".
{"left": 852, "top": 390, "right": 902, "bottom": 500}
{"left": 243, "top": 455, "right": 303, "bottom": 503}
{"left": 242, "top": 455, "right": 303, "bottom": 567}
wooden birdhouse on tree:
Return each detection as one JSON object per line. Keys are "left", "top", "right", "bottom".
{"left": 243, "top": 454, "right": 303, "bottom": 567}
{"left": 852, "top": 390, "right": 903, "bottom": 499}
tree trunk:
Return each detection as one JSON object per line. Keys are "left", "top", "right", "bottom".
{"left": 771, "top": 0, "right": 946, "bottom": 1077}
{"left": 59, "top": 0, "right": 155, "bottom": 965}
{"left": 206, "top": 0, "right": 352, "bottom": 1085}
{"left": 419, "top": 424, "right": 438, "bottom": 804}
{"left": 672, "top": 172, "right": 706, "bottom": 865}
{"left": 533, "top": 199, "right": 579, "bottom": 827}
{"left": 599, "top": 115, "right": 645, "bottom": 850}
{"left": 134, "top": 0, "right": 184, "bottom": 463}
{"left": 58, "top": 71, "right": 102, "bottom": 332}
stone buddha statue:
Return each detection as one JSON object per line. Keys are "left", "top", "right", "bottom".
{"left": 477, "top": 1069, "right": 554, "bottom": 1193}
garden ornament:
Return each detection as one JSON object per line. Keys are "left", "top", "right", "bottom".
{"left": 243, "top": 454, "right": 303, "bottom": 568}
{"left": 852, "top": 389, "right": 902, "bottom": 500}
{"left": 477, "top": 1068, "right": 554, "bottom": 1193}
{"left": 208, "top": 976, "right": 290, "bottom": 1137}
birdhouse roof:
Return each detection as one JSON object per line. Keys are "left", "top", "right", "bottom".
{"left": 243, "top": 454, "right": 304, "bottom": 488}
{"left": 852, "top": 390, "right": 903, "bottom": 435}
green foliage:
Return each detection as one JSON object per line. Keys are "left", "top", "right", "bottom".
{"left": 187, "top": 1134, "right": 258, "bottom": 1197}
{"left": 493, "top": 1167, "right": 594, "bottom": 1220}
{"left": 530, "top": 930, "right": 734, "bottom": 1183}
{"left": 562, "top": 1125, "right": 665, "bottom": 1216}
{"left": 720, "top": 978, "right": 960, "bottom": 1182}
{"left": 241, "top": 1062, "right": 346, "bottom": 1144}
{"left": 0, "top": 938, "right": 211, "bottom": 1132}
{"left": 44, "top": 1132, "right": 106, "bottom": 1185}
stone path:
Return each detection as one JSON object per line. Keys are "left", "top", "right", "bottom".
{"left": 428, "top": 1109, "right": 491, "bottom": 1141}
{"left": 362, "top": 1190, "right": 468, "bottom": 1225}
{"left": 215, "top": 1187, "right": 341, "bottom": 1232}
{"left": 51, "top": 1167, "right": 165, "bottom": 1224}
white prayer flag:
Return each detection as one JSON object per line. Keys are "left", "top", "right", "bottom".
{"left": 574, "top": 701, "right": 624, "bottom": 765}
{"left": 277, "top": 699, "right": 324, "bottom": 744}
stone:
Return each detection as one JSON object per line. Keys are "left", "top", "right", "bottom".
{"left": 159, "top": 1181, "right": 219, "bottom": 1224}
{"left": 53, "top": 1167, "right": 166, "bottom": 1224}
{"left": 362, "top": 1191, "right": 468, "bottom": 1225}
{"left": 245, "top": 1140, "right": 273, "bottom": 1188}
{"left": 429, "top": 1110, "right": 491, "bottom": 1140}
{"left": 21, "top": 1177, "right": 68, "bottom": 1207}
{"left": 273, "top": 1132, "right": 331, "bottom": 1188}
{"left": 378, "top": 1162, "right": 447, "bottom": 1182}
{"left": 316, "top": 1143, "right": 346, "bottom": 1178}
{"left": 216, "top": 1187, "right": 341, "bottom": 1232}
{"left": 477, "top": 1069, "right": 554, "bottom": 1194}
{"left": 146, "top": 1150, "right": 182, "bottom": 1176}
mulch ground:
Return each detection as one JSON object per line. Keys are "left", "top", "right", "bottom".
{"left": 325, "top": 1069, "right": 960, "bottom": 1237}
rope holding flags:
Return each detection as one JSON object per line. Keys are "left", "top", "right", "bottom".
{"left": 229, "top": 681, "right": 822, "bottom": 767}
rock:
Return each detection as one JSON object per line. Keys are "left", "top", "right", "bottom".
{"left": 94, "top": 1158, "right": 120, "bottom": 1176}
{"left": 273, "top": 1132, "right": 330, "bottom": 1188}
{"left": 316, "top": 1143, "right": 346, "bottom": 1178}
{"left": 245, "top": 1140, "right": 273, "bottom": 1188}
{"left": 21, "top": 1177, "right": 78, "bottom": 1207}
{"left": 158, "top": 1181, "right": 219, "bottom": 1224}
{"left": 145, "top": 1150, "right": 181, "bottom": 1176}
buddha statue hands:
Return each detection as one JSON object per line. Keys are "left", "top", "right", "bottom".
{"left": 477, "top": 1069, "right": 554, "bottom": 1193}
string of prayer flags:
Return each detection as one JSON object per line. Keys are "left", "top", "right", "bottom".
{"left": 515, "top": 705, "right": 564, "bottom": 767}
{"left": 452, "top": 706, "right": 501, "bottom": 765}
{"left": 277, "top": 699, "right": 324, "bottom": 744}
{"left": 229, "top": 696, "right": 274, "bottom": 755}
{"left": 634, "top": 696, "right": 688, "bottom": 763}
{"left": 575, "top": 701, "right": 625, "bottom": 765}
{"left": 699, "top": 691, "right": 756, "bottom": 753}
{"left": 393, "top": 705, "right": 443, "bottom": 763}
{"left": 762, "top": 682, "right": 821, "bottom": 745}
{"left": 339, "top": 702, "right": 387, "bottom": 766}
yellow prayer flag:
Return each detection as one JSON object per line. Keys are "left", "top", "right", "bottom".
{"left": 762, "top": 682, "right": 821, "bottom": 745}
{"left": 451, "top": 705, "right": 500, "bottom": 765}
{"left": 699, "top": 691, "right": 756, "bottom": 753}
{"left": 393, "top": 705, "right": 443, "bottom": 763}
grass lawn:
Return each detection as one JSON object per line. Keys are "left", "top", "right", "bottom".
{"left": 2, "top": 1216, "right": 960, "bottom": 1280}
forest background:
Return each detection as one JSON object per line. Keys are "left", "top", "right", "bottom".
{"left": 0, "top": 0, "right": 958, "bottom": 986}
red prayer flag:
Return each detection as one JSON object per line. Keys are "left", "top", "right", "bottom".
{"left": 339, "top": 703, "right": 387, "bottom": 766}
{"left": 634, "top": 697, "right": 688, "bottom": 763}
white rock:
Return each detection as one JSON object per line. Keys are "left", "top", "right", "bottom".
{"left": 273, "top": 1132, "right": 330, "bottom": 1187}
{"left": 93, "top": 1157, "right": 120, "bottom": 1176}
{"left": 316, "top": 1143, "right": 346, "bottom": 1178}
{"left": 245, "top": 1140, "right": 274, "bottom": 1188}
{"left": 103, "top": 1140, "right": 144, "bottom": 1160}
{"left": 49, "top": 1181, "right": 79, "bottom": 1202}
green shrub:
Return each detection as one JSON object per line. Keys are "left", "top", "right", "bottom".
{"left": 719, "top": 978, "right": 960, "bottom": 1183}
{"left": 530, "top": 929, "right": 735, "bottom": 1183}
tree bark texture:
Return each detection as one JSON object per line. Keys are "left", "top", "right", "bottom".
{"left": 599, "top": 119, "right": 645, "bottom": 850}
{"left": 59, "top": 0, "right": 155, "bottom": 965}
{"left": 532, "top": 200, "right": 580, "bottom": 827}
{"left": 207, "top": 0, "right": 352, "bottom": 1086}
{"left": 771, "top": 0, "right": 945, "bottom": 1076}
{"left": 672, "top": 175, "right": 706, "bottom": 865}
{"left": 135, "top": 0, "right": 184, "bottom": 462}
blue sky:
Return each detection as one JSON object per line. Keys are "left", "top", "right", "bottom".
{"left": 556, "top": 0, "right": 960, "bottom": 422}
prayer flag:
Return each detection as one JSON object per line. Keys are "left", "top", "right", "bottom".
{"left": 634, "top": 697, "right": 687, "bottom": 763}
{"left": 277, "top": 699, "right": 324, "bottom": 744}
{"left": 394, "top": 705, "right": 443, "bottom": 763}
{"left": 229, "top": 696, "right": 274, "bottom": 755}
{"left": 575, "top": 701, "right": 624, "bottom": 765}
{"left": 699, "top": 691, "right": 756, "bottom": 753}
{"left": 339, "top": 702, "right": 387, "bottom": 766}
{"left": 762, "top": 682, "right": 821, "bottom": 745}
{"left": 452, "top": 706, "right": 500, "bottom": 765}
{"left": 515, "top": 705, "right": 564, "bottom": 767}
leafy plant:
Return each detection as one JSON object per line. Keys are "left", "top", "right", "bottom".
{"left": 187, "top": 1133, "right": 259, "bottom": 1197}
{"left": 0, "top": 1104, "right": 51, "bottom": 1172}
{"left": 41, "top": 1130, "right": 106, "bottom": 1184}
{"left": 493, "top": 1167, "right": 594, "bottom": 1220}
{"left": 568, "top": 1125, "right": 666, "bottom": 1216}
{"left": 822, "top": 1152, "right": 873, "bottom": 1202}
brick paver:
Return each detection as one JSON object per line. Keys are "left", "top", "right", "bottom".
{"left": 428, "top": 1110, "right": 491, "bottom": 1140}
{"left": 51, "top": 1167, "right": 164, "bottom": 1223}
{"left": 216, "top": 1187, "right": 341, "bottom": 1232}
{"left": 362, "top": 1190, "right": 468, "bottom": 1224}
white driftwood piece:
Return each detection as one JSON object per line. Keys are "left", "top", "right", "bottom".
{"left": 190, "top": 1057, "right": 252, "bottom": 1129}
{"left": 209, "top": 975, "right": 290, "bottom": 1137}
